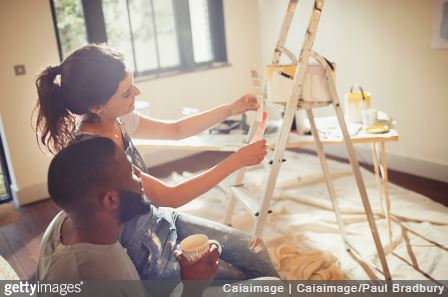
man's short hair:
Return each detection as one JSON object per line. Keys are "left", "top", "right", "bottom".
{"left": 48, "top": 137, "right": 119, "bottom": 211}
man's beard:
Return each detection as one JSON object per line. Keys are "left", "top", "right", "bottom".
{"left": 118, "top": 190, "right": 151, "bottom": 223}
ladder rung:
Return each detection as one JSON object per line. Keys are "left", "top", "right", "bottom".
{"left": 266, "top": 100, "right": 332, "bottom": 108}
{"left": 229, "top": 185, "right": 262, "bottom": 217}
{"left": 298, "top": 100, "right": 332, "bottom": 109}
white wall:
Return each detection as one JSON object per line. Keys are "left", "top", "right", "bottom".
{"left": 258, "top": 0, "right": 448, "bottom": 182}
{"left": 0, "top": 0, "right": 57, "bottom": 205}
{"left": 0, "top": 0, "right": 261, "bottom": 205}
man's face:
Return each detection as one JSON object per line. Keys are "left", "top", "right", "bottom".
{"left": 118, "top": 189, "right": 151, "bottom": 223}
{"left": 114, "top": 149, "right": 151, "bottom": 223}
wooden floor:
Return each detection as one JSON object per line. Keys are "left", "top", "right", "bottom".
{"left": 1, "top": 150, "right": 447, "bottom": 280}
{"left": 0, "top": 197, "right": 60, "bottom": 280}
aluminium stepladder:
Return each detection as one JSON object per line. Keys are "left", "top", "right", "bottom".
{"left": 223, "top": 0, "right": 391, "bottom": 280}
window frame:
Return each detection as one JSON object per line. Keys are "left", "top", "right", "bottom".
{"left": 0, "top": 134, "right": 12, "bottom": 203}
{"left": 50, "top": 0, "right": 228, "bottom": 78}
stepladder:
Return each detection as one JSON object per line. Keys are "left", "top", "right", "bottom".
{"left": 223, "top": 0, "right": 392, "bottom": 280}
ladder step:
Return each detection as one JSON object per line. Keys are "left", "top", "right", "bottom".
{"left": 299, "top": 100, "right": 332, "bottom": 109}
{"left": 229, "top": 185, "right": 263, "bottom": 217}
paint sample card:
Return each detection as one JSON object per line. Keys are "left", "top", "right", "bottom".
{"left": 256, "top": 95, "right": 264, "bottom": 122}
{"left": 251, "top": 112, "right": 268, "bottom": 143}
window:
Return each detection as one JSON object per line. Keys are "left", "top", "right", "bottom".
{"left": 50, "top": 0, "right": 228, "bottom": 77}
{"left": 0, "top": 135, "right": 12, "bottom": 203}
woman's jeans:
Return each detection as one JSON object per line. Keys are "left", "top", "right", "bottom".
{"left": 120, "top": 206, "right": 279, "bottom": 281}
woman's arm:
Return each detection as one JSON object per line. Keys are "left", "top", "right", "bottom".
{"left": 131, "top": 94, "right": 258, "bottom": 140}
{"left": 140, "top": 140, "right": 267, "bottom": 208}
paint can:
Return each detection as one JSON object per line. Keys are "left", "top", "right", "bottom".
{"left": 344, "top": 84, "right": 371, "bottom": 123}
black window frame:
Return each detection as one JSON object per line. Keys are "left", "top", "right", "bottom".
{"left": 50, "top": 0, "right": 228, "bottom": 78}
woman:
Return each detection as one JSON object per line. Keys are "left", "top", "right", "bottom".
{"left": 34, "top": 44, "right": 278, "bottom": 280}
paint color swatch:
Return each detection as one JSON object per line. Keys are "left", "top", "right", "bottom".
{"left": 251, "top": 112, "right": 268, "bottom": 143}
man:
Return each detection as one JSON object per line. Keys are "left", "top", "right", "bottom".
{"left": 37, "top": 137, "right": 219, "bottom": 296}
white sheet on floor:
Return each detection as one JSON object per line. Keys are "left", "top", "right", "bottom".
{"left": 0, "top": 255, "right": 19, "bottom": 280}
{"left": 170, "top": 152, "right": 448, "bottom": 280}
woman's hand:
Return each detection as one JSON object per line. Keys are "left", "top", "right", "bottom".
{"left": 233, "top": 139, "right": 268, "bottom": 168}
{"left": 229, "top": 93, "right": 259, "bottom": 116}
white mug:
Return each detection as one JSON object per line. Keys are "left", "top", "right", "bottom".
{"left": 361, "top": 108, "right": 378, "bottom": 127}
{"left": 178, "top": 234, "right": 222, "bottom": 263}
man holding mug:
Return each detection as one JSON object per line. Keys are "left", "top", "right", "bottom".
{"left": 37, "top": 137, "right": 219, "bottom": 296}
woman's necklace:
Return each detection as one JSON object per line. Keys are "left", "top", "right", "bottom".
{"left": 112, "top": 124, "right": 121, "bottom": 140}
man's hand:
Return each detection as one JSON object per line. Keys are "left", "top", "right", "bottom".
{"left": 174, "top": 244, "right": 220, "bottom": 281}
{"left": 174, "top": 244, "right": 220, "bottom": 297}
{"left": 229, "top": 94, "right": 259, "bottom": 116}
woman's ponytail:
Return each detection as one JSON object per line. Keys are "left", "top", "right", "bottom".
{"left": 34, "top": 65, "right": 76, "bottom": 154}
{"left": 33, "top": 44, "right": 127, "bottom": 154}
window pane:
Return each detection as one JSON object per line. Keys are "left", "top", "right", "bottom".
{"left": 153, "top": 0, "right": 180, "bottom": 68}
{"left": 0, "top": 137, "right": 11, "bottom": 201}
{"left": 128, "top": 0, "right": 158, "bottom": 72}
{"left": 53, "top": 0, "right": 88, "bottom": 58}
{"left": 0, "top": 167, "right": 6, "bottom": 197}
{"left": 102, "top": 0, "right": 137, "bottom": 71}
{"left": 103, "top": 0, "right": 179, "bottom": 73}
{"left": 188, "top": 0, "right": 213, "bottom": 63}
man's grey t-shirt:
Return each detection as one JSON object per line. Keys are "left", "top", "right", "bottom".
{"left": 37, "top": 211, "right": 143, "bottom": 280}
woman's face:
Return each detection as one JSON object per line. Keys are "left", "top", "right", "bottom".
{"left": 99, "top": 71, "right": 141, "bottom": 119}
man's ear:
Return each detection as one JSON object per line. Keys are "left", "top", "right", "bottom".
{"left": 88, "top": 105, "right": 104, "bottom": 114}
{"left": 100, "top": 191, "right": 120, "bottom": 210}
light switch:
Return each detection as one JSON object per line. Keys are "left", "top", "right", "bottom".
{"left": 14, "top": 65, "right": 26, "bottom": 76}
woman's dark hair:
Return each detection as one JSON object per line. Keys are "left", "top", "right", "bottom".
{"left": 34, "top": 43, "right": 127, "bottom": 154}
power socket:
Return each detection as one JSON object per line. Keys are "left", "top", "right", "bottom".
{"left": 14, "top": 65, "right": 26, "bottom": 76}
